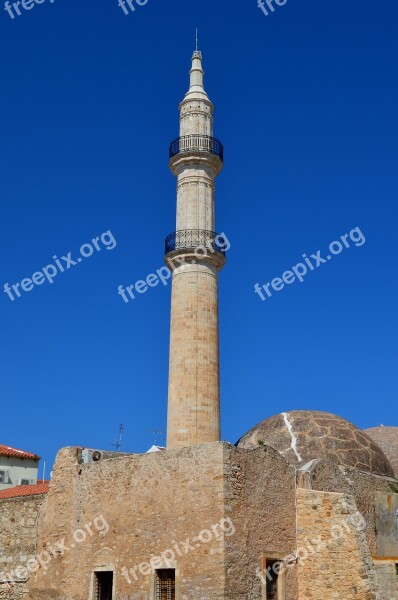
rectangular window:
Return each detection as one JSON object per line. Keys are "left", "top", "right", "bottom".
{"left": 263, "top": 557, "right": 286, "bottom": 600}
{"left": 0, "top": 470, "right": 10, "bottom": 484}
{"left": 266, "top": 560, "right": 279, "bottom": 600}
{"left": 93, "top": 571, "right": 113, "bottom": 600}
{"left": 155, "top": 569, "right": 175, "bottom": 600}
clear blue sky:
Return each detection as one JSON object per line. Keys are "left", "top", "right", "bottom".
{"left": 1, "top": 0, "right": 397, "bottom": 473}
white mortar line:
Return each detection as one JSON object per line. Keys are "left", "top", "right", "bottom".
{"left": 282, "top": 412, "right": 303, "bottom": 462}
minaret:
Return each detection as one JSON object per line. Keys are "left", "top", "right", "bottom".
{"left": 165, "top": 45, "right": 225, "bottom": 449}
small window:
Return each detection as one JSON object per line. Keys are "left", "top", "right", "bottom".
{"left": 263, "top": 557, "right": 285, "bottom": 600}
{"left": 155, "top": 569, "right": 175, "bottom": 600}
{"left": 0, "top": 470, "right": 10, "bottom": 484}
{"left": 93, "top": 571, "right": 113, "bottom": 600}
{"left": 266, "top": 560, "right": 279, "bottom": 599}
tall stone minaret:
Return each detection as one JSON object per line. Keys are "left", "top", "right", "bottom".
{"left": 165, "top": 45, "right": 225, "bottom": 449}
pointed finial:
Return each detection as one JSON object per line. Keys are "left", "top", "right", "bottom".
{"left": 192, "top": 29, "right": 202, "bottom": 60}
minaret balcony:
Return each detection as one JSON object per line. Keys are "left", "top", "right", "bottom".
{"left": 169, "top": 135, "right": 224, "bottom": 162}
{"left": 165, "top": 229, "right": 227, "bottom": 271}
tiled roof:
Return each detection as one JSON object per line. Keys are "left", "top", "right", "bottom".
{"left": 0, "top": 481, "right": 49, "bottom": 500}
{"left": 0, "top": 444, "right": 40, "bottom": 460}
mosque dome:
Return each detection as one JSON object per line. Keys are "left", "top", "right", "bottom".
{"left": 364, "top": 426, "right": 398, "bottom": 478}
{"left": 236, "top": 410, "right": 395, "bottom": 478}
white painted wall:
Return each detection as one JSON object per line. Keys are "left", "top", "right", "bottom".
{"left": 0, "top": 456, "right": 39, "bottom": 490}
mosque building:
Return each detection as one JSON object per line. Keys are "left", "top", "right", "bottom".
{"left": 1, "top": 46, "right": 398, "bottom": 600}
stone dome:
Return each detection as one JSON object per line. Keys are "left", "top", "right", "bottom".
{"left": 236, "top": 410, "right": 395, "bottom": 478}
{"left": 364, "top": 426, "right": 398, "bottom": 478}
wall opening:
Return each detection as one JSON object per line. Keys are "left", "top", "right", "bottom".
{"left": 155, "top": 569, "right": 175, "bottom": 600}
{"left": 93, "top": 571, "right": 113, "bottom": 600}
{"left": 263, "top": 558, "right": 285, "bottom": 600}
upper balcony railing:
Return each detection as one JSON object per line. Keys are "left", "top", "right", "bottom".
{"left": 165, "top": 229, "right": 227, "bottom": 257}
{"left": 169, "top": 135, "right": 224, "bottom": 162}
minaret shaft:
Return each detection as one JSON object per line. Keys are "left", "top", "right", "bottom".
{"left": 167, "top": 262, "right": 220, "bottom": 447}
{"left": 176, "top": 170, "right": 215, "bottom": 232}
{"left": 165, "top": 50, "right": 225, "bottom": 449}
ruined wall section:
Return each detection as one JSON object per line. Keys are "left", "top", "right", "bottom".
{"left": 297, "top": 489, "right": 379, "bottom": 600}
{"left": 374, "top": 562, "right": 398, "bottom": 600}
{"left": 308, "top": 459, "right": 395, "bottom": 556}
{"left": 29, "top": 444, "right": 227, "bottom": 600}
{"left": 223, "top": 445, "right": 298, "bottom": 600}
{"left": 0, "top": 494, "right": 46, "bottom": 600}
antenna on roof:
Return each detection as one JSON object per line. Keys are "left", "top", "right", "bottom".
{"left": 111, "top": 424, "right": 124, "bottom": 452}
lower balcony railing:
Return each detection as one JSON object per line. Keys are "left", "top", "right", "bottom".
{"left": 165, "top": 229, "right": 227, "bottom": 256}
{"left": 169, "top": 135, "right": 224, "bottom": 162}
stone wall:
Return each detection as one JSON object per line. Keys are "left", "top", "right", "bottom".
{"left": 297, "top": 488, "right": 379, "bottom": 600}
{"left": 223, "top": 445, "right": 298, "bottom": 600}
{"left": 28, "top": 443, "right": 299, "bottom": 600}
{"left": 29, "top": 444, "right": 227, "bottom": 600}
{"left": 374, "top": 492, "right": 398, "bottom": 558}
{"left": 0, "top": 494, "right": 46, "bottom": 600}
{"left": 305, "top": 458, "right": 395, "bottom": 556}
{"left": 374, "top": 561, "right": 398, "bottom": 600}
{"left": 25, "top": 443, "right": 393, "bottom": 600}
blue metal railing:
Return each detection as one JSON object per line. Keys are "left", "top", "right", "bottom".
{"left": 165, "top": 229, "right": 227, "bottom": 256}
{"left": 169, "top": 135, "right": 224, "bottom": 162}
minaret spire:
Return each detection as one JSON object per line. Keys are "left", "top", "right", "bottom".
{"left": 185, "top": 41, "right": 208, "bottom": 102}
{"left": 165, "top": 49, "right": 225, "bottom": 449}
{"left": 196, "top": 28, "right": 198, "bottom": 51}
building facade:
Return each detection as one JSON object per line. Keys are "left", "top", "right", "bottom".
{"left": 0, "top": 445, "right": 40, "bottom": 491}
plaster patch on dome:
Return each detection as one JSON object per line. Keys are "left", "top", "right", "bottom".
{"left": 299, "top": 459, "right": 319, "bottom": 473}
{"left": 282, "top": 412, "right": 302, "bottom": 462}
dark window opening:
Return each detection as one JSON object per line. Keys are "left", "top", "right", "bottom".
{"left": 94, "top": 571, "right": 113, "bottom": 600}
{"left": 155, "top": 569, "right": 175, "bottom": 600}
{"left": 266, "top": 560, "right": 280, "bottom": 600}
